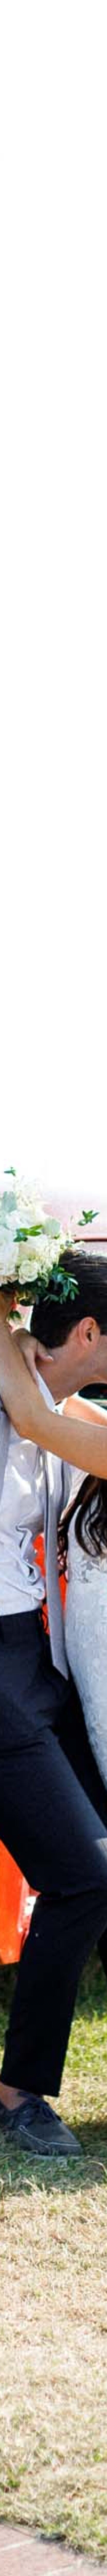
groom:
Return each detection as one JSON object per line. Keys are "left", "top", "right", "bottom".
{"left": 1, "top": 1252, "right": 107, "bottom": 2155}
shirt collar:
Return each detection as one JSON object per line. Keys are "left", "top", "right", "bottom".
{"left": 37, "top": 1369, "right": 66, "bottom": 1418}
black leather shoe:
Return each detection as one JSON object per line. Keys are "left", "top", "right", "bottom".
{"left": 0, "top": 2095, "right": 81, "bottom": 2156}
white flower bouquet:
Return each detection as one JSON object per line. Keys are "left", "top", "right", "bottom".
{"left": 0, "top": 1175, "right": 96, "bottom": 1312}
{"left": 0, "top": 1169, "right": 75, "bottom": 1307}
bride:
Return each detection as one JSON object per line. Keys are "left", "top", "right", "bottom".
{"left": 64, "top": 1469, "right": 107, "bottom": 1797}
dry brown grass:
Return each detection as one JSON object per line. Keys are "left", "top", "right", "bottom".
{"left": 0, "top": 1956, "right": 107, "bottom": 2552}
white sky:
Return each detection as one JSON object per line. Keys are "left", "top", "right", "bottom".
{"left": 0, "top": 2, "right": 107, "bottom": 1208}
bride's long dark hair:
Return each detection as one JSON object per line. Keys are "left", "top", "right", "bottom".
{"left": 58, "top": 1478, "right": 107, "bottom": 1574}
{"left": 75, "top": 1479, "right": 107, "bottom": 1561}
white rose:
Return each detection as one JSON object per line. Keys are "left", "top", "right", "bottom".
{"left": 18, "top": 1232, "right": 49, "bottom": 1284}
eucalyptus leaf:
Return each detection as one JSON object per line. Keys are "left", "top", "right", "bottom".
{"left": 80, "top": 1209, "right": 98, "bottom": 1227}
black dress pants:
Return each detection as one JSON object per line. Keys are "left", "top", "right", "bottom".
{"left": 1, "top": 1611, "right": 107, "bottom": 2094}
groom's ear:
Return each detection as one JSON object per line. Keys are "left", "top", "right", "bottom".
{"left": 77, "top": 1313, "right": 99, "bottom": 1354}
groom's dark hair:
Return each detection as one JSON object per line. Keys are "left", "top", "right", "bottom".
{"left": 30, "top": 1252, "right": 107, "bottom": 1352}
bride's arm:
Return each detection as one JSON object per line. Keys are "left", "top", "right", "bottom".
{"left": 1, "top": 1301, "right": 107, "bottom": 1477}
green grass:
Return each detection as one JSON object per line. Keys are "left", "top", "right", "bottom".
{"left": 0, "top": 1955, "right": 107, "bottom": 2551}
